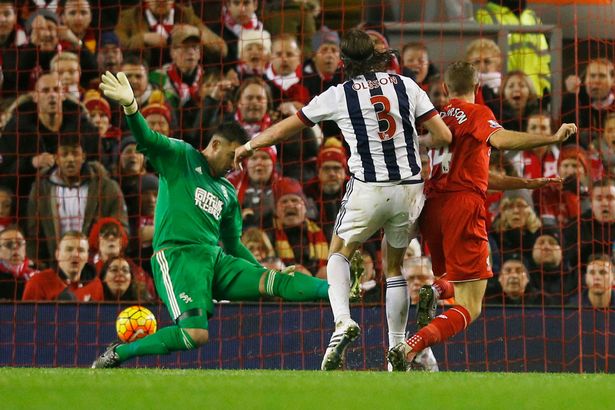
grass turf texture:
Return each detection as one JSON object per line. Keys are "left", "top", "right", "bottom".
{"left": 1, "top": 368, "right": 612, "bottom": 410}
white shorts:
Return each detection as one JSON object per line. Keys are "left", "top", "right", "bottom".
{"left": 333, "top": 178, "right": 425, "bottom": 249}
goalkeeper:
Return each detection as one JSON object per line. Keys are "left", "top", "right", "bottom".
{"left": 92, "top": 72, "right": 329, "bottom": 368}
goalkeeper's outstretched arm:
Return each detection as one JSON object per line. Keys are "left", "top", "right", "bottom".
{"left": 99, "top": 71, "right": 172, "bottom": 152}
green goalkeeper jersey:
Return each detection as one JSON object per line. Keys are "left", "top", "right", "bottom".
{"left": 126, "top": 112, "right": 242, "bottom": 250}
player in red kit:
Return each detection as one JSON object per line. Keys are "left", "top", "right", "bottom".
{"left": 388, "top": 61, "right": 577, "bottom": 370}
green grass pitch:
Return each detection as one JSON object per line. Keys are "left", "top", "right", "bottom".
{"left": 0, "top": 368, "right": 612, "bottom": 410}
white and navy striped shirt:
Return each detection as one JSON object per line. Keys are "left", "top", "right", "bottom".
{"left": 297, "top": 72, "right": 437, "bottom": 183}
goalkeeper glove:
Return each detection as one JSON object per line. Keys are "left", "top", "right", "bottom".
{"left": 99, "top": 71, "right": 138, "bottom": 115}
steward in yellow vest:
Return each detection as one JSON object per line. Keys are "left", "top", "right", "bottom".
{"left": 476, "top": 1, "right": 551, "bottom": 97}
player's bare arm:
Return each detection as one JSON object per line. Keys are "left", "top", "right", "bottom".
{"left": 233, "top": 115, "right": 307, "bottom": 170}
{"left": 488, "top": 173, "right": 563, "bottom": 191}
{"left": 418, "top": 115, "right": 452, "bottom": 148}
{"left": 489, "top": 123, "right": 577, "bottom": 150}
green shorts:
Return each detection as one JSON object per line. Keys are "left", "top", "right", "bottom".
{"left": 151, "top": 244, "right": 268, "bottom": 330}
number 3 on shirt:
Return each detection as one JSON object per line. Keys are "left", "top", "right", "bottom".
{"left": 431, "top": 146, "right": 452, "bottom": 173}
{"left": 370, "top": 95, "right": 396, "bottom": 141}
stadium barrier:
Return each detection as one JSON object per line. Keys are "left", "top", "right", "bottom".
{"left": 1, "top": 302, "right": 612, "bottom": 372}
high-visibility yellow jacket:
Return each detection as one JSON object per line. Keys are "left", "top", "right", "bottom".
{"left": 476, "top": 2, "right": 551, "bottom": 97}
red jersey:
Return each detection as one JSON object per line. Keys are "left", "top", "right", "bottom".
{"left": 22, "top": 269, "right": 103, "bottom": 302}
{"left": 427, "top": 99, "right": 502, "bottom": 197}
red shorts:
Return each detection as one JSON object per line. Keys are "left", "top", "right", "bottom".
{"left": 419, "top": 192, "right": 493, "bottom": 282}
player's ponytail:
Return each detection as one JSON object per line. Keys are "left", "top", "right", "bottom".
{"left": 341, "top": 28, "right": 395, "bottom": 79}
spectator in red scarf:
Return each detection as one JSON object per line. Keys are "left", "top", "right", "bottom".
{"left": 265, "top": 33, "right": 311, "bottom": 108}
{"left": 264, "top": 36, "right": 321, "bottom": 178}
{"left": 508, "top": 112, "right": 559, "bottom": 179}
{"left": 227, "top": 146, "right": 280, "bottom": 231}
{"left": 272, "top": 177, "right": 328, "bottom": 278}
{"left": 201, "top": 76, "right": 319, "bottom": 181}
{"left": 0, "top": 226, "right": 36, "bottom": 300}
{"left": 212, "top": 0, "right": 264, "bottom": 69}
{"left": 563, "top": 58, "right": 615, "bottom": 142}
{"left": 199, "top": 76, "right": 268, "bottom": 145}
{"left": 464, "top": 38, "right": 502, "bottom": 108}
{"left": 236, "top": 28, "right": 271, "bottom": 80}
{"left": 149, "top": 24, "right": 205, "bottom": 145}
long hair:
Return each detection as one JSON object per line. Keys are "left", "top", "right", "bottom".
{"left": 100, "top": 256, "right": 153, "bottom": 302}
{"left": 501, "top": 70, "right": 538, "bottom": 108}
{"left": 341, "top": 29, "right": 396, "bottom": 80}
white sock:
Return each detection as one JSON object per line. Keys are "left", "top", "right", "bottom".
{"left": 327, "top": 253, "right": 351, "bottom": 325}
{"left": 386, "top": 275, "right": 409, "bottom": 348}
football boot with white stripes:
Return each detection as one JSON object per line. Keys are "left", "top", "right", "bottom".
{"left": 321, "top": 319, "right": 361, "bottom": 370}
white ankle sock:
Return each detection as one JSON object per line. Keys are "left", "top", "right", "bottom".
{"left": 327, "top": 253, "right": 351, "bottom": 325}
{"left": 386, "top": 275, "right": 409, "bottom": 348}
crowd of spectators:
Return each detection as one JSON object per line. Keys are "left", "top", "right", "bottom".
{"left": 0, "top": 0, "right": 613, "bottom": 309}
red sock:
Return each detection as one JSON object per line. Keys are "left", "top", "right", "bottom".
{"left": 406, "top": 306, "right": 471, "bottom": 352}
{"left": 433, "top": 278, "right": 454, "bottom": 299}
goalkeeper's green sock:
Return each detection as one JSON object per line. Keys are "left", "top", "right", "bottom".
{"left": 264, "top": 270, "right": 329, "bottom": 301}
{"left": 115, "top": 325, "right": 197, "bottom": 362}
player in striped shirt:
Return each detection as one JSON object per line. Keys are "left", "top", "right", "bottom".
{"left": 234, "top": 28, "right": 452, "bottom": 370}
